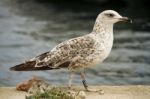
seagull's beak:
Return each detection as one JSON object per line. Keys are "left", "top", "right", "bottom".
{"left": 119, "top": 17, "right": 132, "bottom": 23}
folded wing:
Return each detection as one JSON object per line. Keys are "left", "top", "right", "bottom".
{"left": 10, "top": 35, "right": 95, "bottom": 71}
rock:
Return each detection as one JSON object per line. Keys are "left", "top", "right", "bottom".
{"left": 78, "top": 91, "right": 86, "bottom": 99}
{"left": 16, "top": 76, "right": 49, "bottom": 93}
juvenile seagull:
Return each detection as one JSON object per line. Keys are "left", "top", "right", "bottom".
{"left": 10, "top": 10, "right": 132, "bottom": 91}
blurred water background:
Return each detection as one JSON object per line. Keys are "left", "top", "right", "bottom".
{"left": 0, "top": 0, "right": 150, "bottom": 86}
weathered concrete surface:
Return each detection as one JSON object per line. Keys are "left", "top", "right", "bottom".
{"left": 0, "top": 87, "right": 28, "bottom": 99}
{"left": 0, "top": 86, "right": 150, "bottom": 99}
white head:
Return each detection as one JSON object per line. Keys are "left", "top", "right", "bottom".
{"left": 97, "top": 10, "right": 132, "bottom": 24}
{"left": 93, "top": 10, "right": 131, "bottom": 33}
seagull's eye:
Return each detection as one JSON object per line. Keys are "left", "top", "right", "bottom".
{"left": 106, "top": 13, "right": 114, "bottom": 17}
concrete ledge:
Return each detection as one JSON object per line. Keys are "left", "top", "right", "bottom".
{"left": 0, "top": 86, "right": 150, "bottom": 99}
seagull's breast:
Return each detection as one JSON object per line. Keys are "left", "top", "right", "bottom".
{"left": 93, "top": 32, "right": 114, "bottom": 63}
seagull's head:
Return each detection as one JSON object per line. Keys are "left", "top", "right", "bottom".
{"left": 98, "top": 10, "right": 132, "bottom": 24}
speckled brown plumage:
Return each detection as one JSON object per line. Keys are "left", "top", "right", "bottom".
{"left": 10, "top": 11, "right": 116, "bottom": 71}
{"left": 10, "top": 10, "right": 131, "bottom": 91}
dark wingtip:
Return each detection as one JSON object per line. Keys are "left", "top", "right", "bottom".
{"left": 9, "top": 61, "right": 37, "bottom": 71}
{"left": 9, "top": 63, "right": 26, "bottom": 71}
{"left": 9, "top": 66, "right": 20, "bottom": 71}
{"left": 9, "top": 61, "right": 59, "bottom": 71}
{"left": 9, "top": 67, "right": 16, "bottom": 71}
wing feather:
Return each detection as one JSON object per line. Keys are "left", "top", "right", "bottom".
{"left": 10, "top": 34, "right": 95, "bottom": 71}
{"left": 35, "top": 35, "right": 95, "bottom": 68}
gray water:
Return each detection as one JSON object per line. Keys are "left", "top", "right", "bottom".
{"left": 0, "top": 0, "right": 150, "bottom": 86}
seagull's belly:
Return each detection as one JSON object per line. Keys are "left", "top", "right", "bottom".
{"left": 69, "top": 40, "right": 113, "bottom": 70}
{"left": 87, "top": 50, "right": 111, "bottom": 67}
{"left": 68, "top": 49, "right": 112, "bottom": 71}
{"left": 74, "top": 49, "right": 111, "bottom": 69}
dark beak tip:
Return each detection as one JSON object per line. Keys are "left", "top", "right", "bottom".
{"left": 121, "top": 17, "right": 132, "bottom": 23}
{"left": 130, "top": 19, "right": 133, "bottom": 23}
{"left": 128, "top": 18, "right": 132, "bottom": 23}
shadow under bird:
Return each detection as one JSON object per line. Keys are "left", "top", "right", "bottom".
{"left": 10, "top": 10, "right": 132, "bottom": 92}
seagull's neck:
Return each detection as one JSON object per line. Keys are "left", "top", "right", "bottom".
{"left": 91, "top": 19, "right": 114, "bottom": 49}
{"left": 92, "top": 20, "right": 114, "bottom": 35}
{"left": 92, "top": 19, "right": 114, "bottom": 56}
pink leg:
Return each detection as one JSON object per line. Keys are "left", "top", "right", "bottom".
{"left": 80, "top": 71, "right": 88, "bottom": 91}
{"left": 80, "top": 70, "right": 103, "bottom": 93}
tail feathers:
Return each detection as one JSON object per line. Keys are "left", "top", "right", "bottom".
{"left": 10, "top": 61, "right": 59, "bottom": 71}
